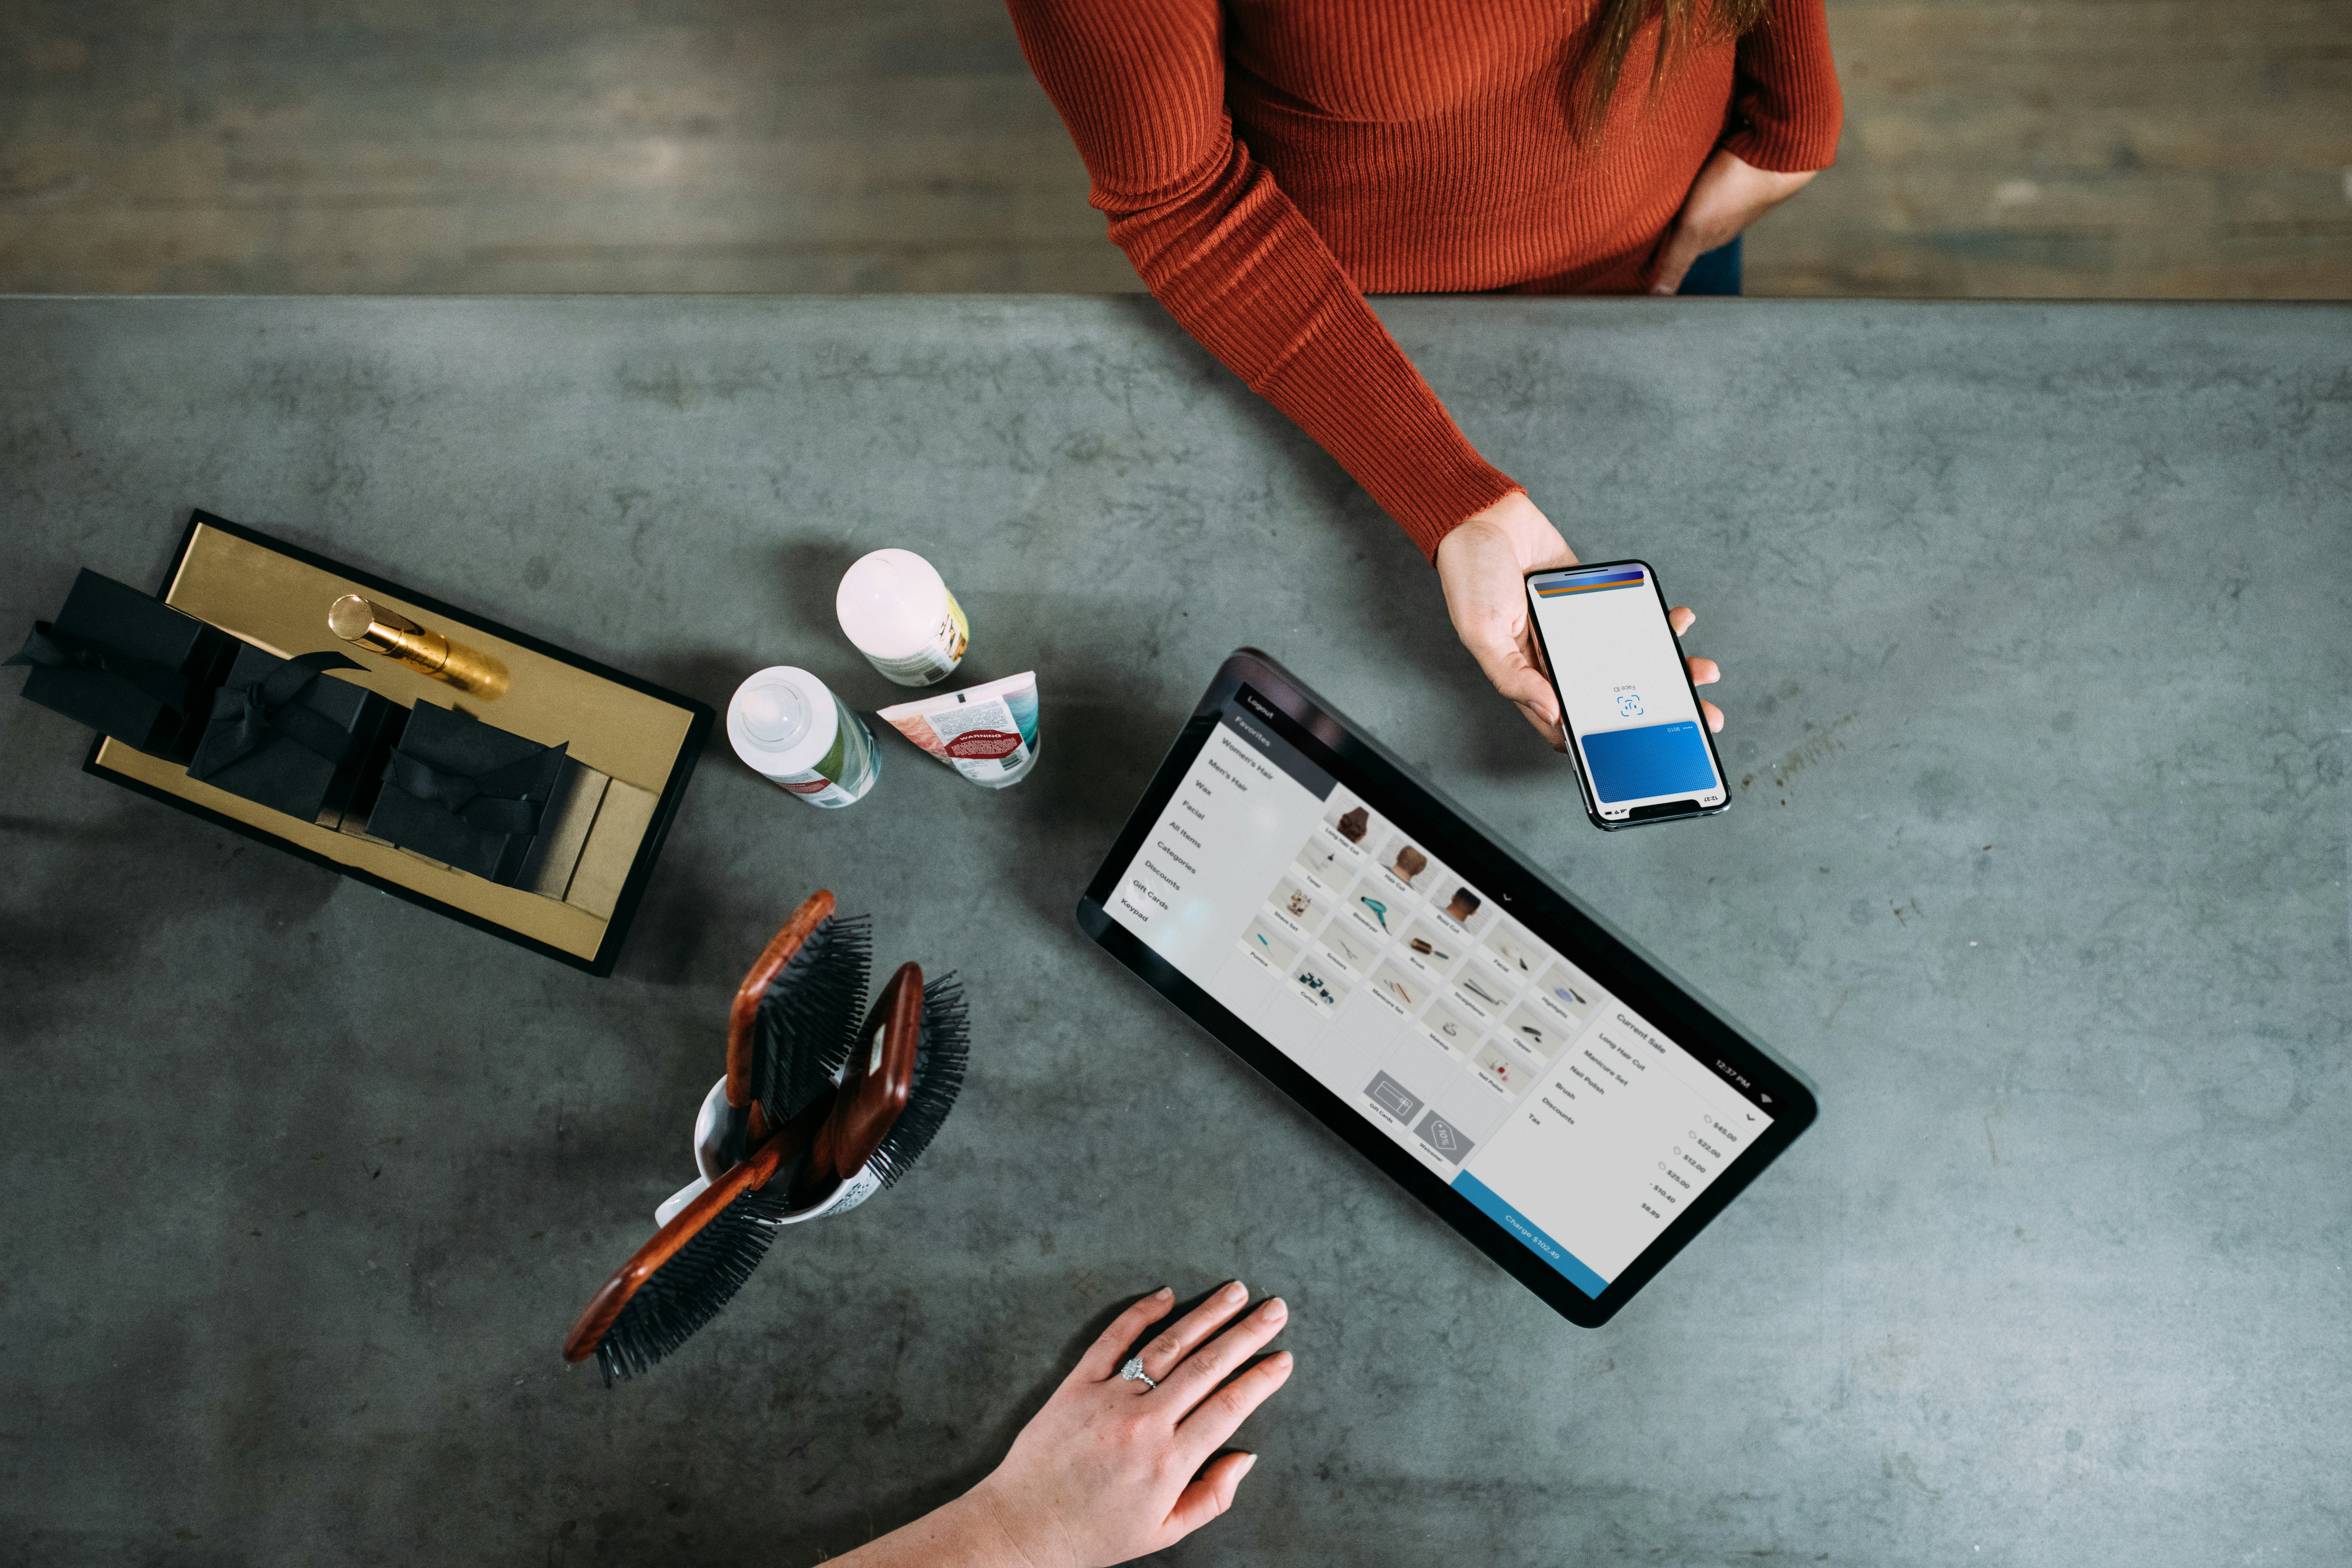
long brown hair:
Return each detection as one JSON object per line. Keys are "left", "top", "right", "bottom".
{"left": 1579, "top": 0, "right": 1770, "bottom": 135}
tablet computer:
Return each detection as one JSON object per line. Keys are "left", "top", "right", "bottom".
{"left": 1076, "top": 650, "right": 1816, "bottom": 1327}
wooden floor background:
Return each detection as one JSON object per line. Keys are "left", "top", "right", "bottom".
{"left": 2, "top": 0, "right": 2346, "bottom": 297}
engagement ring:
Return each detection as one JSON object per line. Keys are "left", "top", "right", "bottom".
{"left": 1119, "top": 1356, "right": 1156, "bottom": 1391}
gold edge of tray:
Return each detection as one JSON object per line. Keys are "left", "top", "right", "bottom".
{"left": 163, "top": 523, "right": 694, "bottom": 792}
{"left": 94, "top": 739, "right": 613, "bottom": 960}
{"left": 108, "top": 521, "right": 709, "bottom": 964}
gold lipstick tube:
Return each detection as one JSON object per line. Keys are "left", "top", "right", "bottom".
{"left": 328, "top": 594, "right": 509, "bottom": 697}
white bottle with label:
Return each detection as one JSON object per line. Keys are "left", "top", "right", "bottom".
{"left": 727, "top": 666, "right": 880, "bottom": 807}
{"left": 835, "top": 549, "right": 970, "bottom": 687}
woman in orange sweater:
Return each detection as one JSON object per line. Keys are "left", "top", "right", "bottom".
{"left": 1007, "top": 0, "right": 1843, "bottom": 745}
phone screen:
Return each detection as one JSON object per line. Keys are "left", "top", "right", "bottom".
{"left": 1525, "top": 563, "right": 1727, "bottom": 822}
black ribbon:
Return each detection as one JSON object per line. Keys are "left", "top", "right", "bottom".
{"left": 383, "top": 744, "right": 556, "bottom": 837}
{"left": 6, "top": 622, "right": 193, "bottom": 714}
{"left": 186, "top": 651, "right": 367, "bottom": 781}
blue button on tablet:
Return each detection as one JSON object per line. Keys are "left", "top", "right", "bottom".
{"left": 1452, "top": 1172, "right": 1610, "bottom": 1298}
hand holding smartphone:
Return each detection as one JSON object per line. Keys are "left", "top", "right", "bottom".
{"left": 1523, "top": 561, "right": 1730, "bottom": 829}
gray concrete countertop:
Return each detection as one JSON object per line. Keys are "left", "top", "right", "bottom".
{"left": 2, "top": 296, "right": 2346, "bottom": 1566}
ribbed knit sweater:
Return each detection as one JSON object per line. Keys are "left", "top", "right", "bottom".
{"left": 1006, "top": 0, "right": 1843, "bottom": 558}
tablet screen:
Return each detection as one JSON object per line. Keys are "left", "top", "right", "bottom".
{"left": 1102, "top": 684, "right": 1779, "bottom": 1301}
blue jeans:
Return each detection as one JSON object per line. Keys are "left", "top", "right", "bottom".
{"left": 1675, "top": 235, "right": 1742, "bottom": 297}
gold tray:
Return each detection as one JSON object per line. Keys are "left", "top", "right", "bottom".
{"left": 86, "top": 511, "right": 712, "bottom": 975}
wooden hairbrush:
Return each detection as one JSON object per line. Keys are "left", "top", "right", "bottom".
{"left": 566, "top": 960, "right": 969, "bottom": 1383}
{"left": 565, "top": 1125, "right": 802, "bottom": 1383}
{"left": 713, "top": 890, "right": 872, "bottom": 1169}
{"left": 784, "top": 961, "right": 968, "bottom": 1212}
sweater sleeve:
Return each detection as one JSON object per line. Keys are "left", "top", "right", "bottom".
{"left": 1719, "top": 0, "right": 1845, "bottom": 173}
{"left": 1004, "top": 0, "right": 1521, "bottom": 561}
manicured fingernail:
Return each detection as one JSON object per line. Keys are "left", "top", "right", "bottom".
{"left": 1262, "top": 1297, "right": 1287, "bottom": 1322}
{"left": 1223, "top": 1280, "right": 1246, "bottom": 1302}
{"left": 1273, "top": 1351, "right": 1294, "bottom": 1367}
{"left": 1154, "top": 1286, "right": 1172, "bottom": 1300}
{"left": 1235, "top": 1453, "right": 1259, "bottom": 1479}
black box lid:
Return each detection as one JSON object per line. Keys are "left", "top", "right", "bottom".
{"left": 186, "top": 645, "right": 400, "bottom": 822}
{"left": 370, "top": 703, "right": 568, "bottom": 883}
{"left": 13, "top": 569, "right": 237, "bottom": 759}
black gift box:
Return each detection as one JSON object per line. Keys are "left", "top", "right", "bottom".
{"left": 9, "top": 569, "right": 240, "bottom": 763}
{"left": 186, "top": 644, "right": 407, "bottom": 824}
{"left": 368, "top": 701, "right": 570, "bottom": 883}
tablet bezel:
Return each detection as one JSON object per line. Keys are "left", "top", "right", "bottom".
{"left": 1076, "top": 649, "right": 1816, "bottom": 1327}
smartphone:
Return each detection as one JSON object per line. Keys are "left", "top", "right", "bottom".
{"left": 1523, "top": 560, "right": 1730, "bottom": 829}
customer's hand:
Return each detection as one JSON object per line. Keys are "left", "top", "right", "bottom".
{"left": 1647, "top": 148, "right": 1818, "bottom": 296}
{"left": 835, "top": 1281, "right": 1293, "bottom": 1568}
{"left": 1436, "top": 491, "right": 1725, "bottom": 750}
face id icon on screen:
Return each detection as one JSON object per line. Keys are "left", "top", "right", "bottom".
{"left": 1365, "top": 1072, "right": 1423, "bottom": 1126}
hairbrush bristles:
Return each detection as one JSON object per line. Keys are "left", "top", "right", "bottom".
{"left": 753, "top": 912, "right": 871, "bottom": 1125}
{"left": 592, "top": 1180, "right": 795, "bottom": 1386}
{"left": 577, "top": 933, "right": 959, "bottom": 1388}
{"left": 867, "top": 973, "right": 968, "bottom": 1190}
